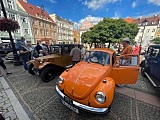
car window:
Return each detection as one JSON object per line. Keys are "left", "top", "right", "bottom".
{"left": 50, "top": 46, "right": 61, "bottom": 54}
{"left": 146, "top": 47, "right": 153, "bottom": 56}
{"left": 151, "top": 48, "right": 159, "bottom": 58}
{"left": 83, "top": 51, "right": 110, "bottom": 65}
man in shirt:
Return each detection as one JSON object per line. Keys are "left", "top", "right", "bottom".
{"left": 70, "top": 44, "right": 81, "bottom": 66}
{"left": 120, "top": 37, "right": 133, "bottom": 66}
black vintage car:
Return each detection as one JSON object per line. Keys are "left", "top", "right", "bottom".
{"left": 140, "top": 45, "right": 160, "bottom": 87}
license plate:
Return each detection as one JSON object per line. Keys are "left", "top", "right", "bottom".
{"left": 61, "top": 99, "right": 79, "bottom": 113}
{"left": 64, "top": 96, "right": 73, "bottom": 105}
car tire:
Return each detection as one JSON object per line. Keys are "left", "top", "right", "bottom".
{"left": 28, "top": 63, "right": 35, "bottom": 75}
{"left": 40, "top": 67, "right": 55, "bottom": 82}
{"left": 141, "top": 65, "right": 147, "bottom": 78}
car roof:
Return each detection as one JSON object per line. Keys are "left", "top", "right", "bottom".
{"left": 149, "top": 44, "right": 160, "bottom": 48}
{"left": 91, "top": 48, "right": 115, "bottom": 55}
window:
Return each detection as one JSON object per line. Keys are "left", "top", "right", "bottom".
{"left": 40, "top": 29, "right": 44, "bottom": 35}
{"left": 7, "top": 0, "right": 13, "bottom": 9}
{"left": 22, "top": 18, "right": 26, "bottom": 23}
{"left": 46, "top": 30, "right": 48, "bottom": 36}
{"left": 34, "top": 28, "right": 38, "bottom": 35}
{"left": 9, "top": 14, "right": 15, "bottom": 20}
{"left": 151, "top": 48, "right": 159, "bottom": 58}
{"left": 150, "top": 36, "right": 153, "bottom": 39}
{"left": 24, "top": 29, "right": 28, "bottom": 34}
{"left": 147, "top": 29, "right": 150, "bottom": 33}
{"left": 50, "top": 25, "right": 53, "bottom": 28}
{"left": 39, "top": 22, "right": 43, "bottom": 27}
{"left": 152, "top": 29, "right": 155, "bottom": 32}
{"left": 33, "top": 20, "right": 37, "bottom": 25}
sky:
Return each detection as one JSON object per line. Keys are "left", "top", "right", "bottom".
{"left": 27, "top": 0, "right": 160, "bottom": 28}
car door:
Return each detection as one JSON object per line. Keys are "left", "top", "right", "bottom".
{"left": 110, "top": 54, "right": 140, "bottom": 84}
{"left": 152, "top": 47, "right": 160, "bottom": 86}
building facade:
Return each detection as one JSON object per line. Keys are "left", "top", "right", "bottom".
{"left": 50, "top": 14, "right": 74, "bottom": 44}
{"left": 79, "top": 21, "right": 94, "bottom": 44}
{"left": 0, "top": 0, "right": 33, "bottom": 43}
{"left": 17, "top": 0, "right": 57, "bottom": 45}
{"left": 133, "top": 14, "right": 159, "bottom": 47}
{"left": 73, "top": 30, "right": 80, "bottom": 43}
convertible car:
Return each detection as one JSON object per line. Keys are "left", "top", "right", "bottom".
{"left": 56, "top": 48, "right": 140, "bottom": 114}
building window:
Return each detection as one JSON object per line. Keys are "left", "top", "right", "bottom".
{"left": 22, "top": 18, "right": 26, "bottom": 23}
{"left": 50, "top": 25, "right": 53, "bottom": 29}
{"left": 46, "top": 30, "right": 48, "bottom": 36}
{"left": 150, "top": 36, "right": 153, "bottom": 39}
{"left": 33, "top": 20, "right": 37, "bottom": 25}
{"left": 9, "top": 14, "right": 15, "bottom": 20}
{"left": 7, "top": 0, "right": 13, "bottom": 9}
{"left": 24, "top": 29, "right": 28, "bottom": 34}
{"left": 40, "top": 29, "right": 44, "bottom": 35}
{"left": 39, "top": 22, "right": 43, "bottom": 27}
{"left": 34, "top": 28, "right": 38, "bottom": 35}
{"left": 152, "top": 29, "right": 155, "bottom": 32}
{"left": 147, "top": 29, "right": 150, "bottom": 33}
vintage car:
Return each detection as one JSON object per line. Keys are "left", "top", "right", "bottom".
{"left": 56, "top": 48, "right": 140, "bottom": 114}
{"left": 140, "top": 45, "right": 160, "bottom": 87}
{"left": 27, "top": 44, "right": 76, "bottom": 82}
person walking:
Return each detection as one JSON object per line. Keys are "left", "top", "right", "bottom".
{"left": 80, "top": 45, "right": 86, "bottom": 59}
{"left": 133, "top": 42, "right": 140, "bottom": 55}
{"left": 0, "top": 54, "right": 12, "bottom": 77}
{"left": 70, "top": 44, "right": 81, "bottom": 66}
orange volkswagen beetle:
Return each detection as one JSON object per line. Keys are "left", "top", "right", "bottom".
{"left": 56, "top": 48, "right": 140, "bottom": 114}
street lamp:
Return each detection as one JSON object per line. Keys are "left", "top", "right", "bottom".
{"left": 0, "top": 0, "right": 21, "bottom": 66}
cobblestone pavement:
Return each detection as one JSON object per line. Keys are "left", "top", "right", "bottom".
{"left": 0, "top": 60, "right": 160, "bottom": 120}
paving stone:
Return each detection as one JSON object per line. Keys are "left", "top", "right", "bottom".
{"left": 3, "top": 102, "right": 12, "bottom": 109}
{"left": 4, "top": 110, "right": 15, "bottom": 119}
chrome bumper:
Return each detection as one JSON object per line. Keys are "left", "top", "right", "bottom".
{"left": 55, "top": 85, "right": 109, "bottom": 113}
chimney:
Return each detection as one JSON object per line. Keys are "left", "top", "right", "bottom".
{"left": 154, "top": 14, "right": 158, "bottom": 17}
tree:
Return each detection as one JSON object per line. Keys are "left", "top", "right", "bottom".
{"left": 151, "top": 38, "right": 160, "bottom": 44}
{"left": 81, "top": 18, "right": 139, "bottom": 48}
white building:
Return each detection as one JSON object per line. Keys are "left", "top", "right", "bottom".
{"left": 0, "top": 0, "right": 34, "bottom": 43}
{"left": 50, "top": 14, "right": 74, "bottom": 44}
{"left": 133, "top": 14, "right": 159, "bottom": 47}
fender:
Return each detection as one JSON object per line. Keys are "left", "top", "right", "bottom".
{"left": 38, "top": 62, "right": 53, "bottom": 70}
{"left": 89, "top": 77, "right": 115, "bottom": 108}
{"left": 26, "top": 60, "right": 34, "bottom": 64}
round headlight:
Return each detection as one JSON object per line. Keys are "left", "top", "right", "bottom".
{"left": 95, "top": 92, "right": 106, "bottom": 104}
{"left": 40, "top": 59, "right": 43, "bottom": 64}
{"left": 58, "top": 76, "right": 63, "bottom": 84}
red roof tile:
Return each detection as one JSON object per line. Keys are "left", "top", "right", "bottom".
{"left": 124, "top": 17, "right": 134, "bottom": 23}
{"left": 18, "top": 0, "right": 54, "bottom": 22}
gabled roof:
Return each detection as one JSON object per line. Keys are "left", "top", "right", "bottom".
{"left": 80, "top": 21, "right": 94, "bottom": 30}
{"left": 18, "top": 0, "right": 54, "bottom": 22}
{"left": 124, "top": 17, "right": 134, "bottom": 23}
{"left": 133, "top": 15, "right": 160, "bottom": 26}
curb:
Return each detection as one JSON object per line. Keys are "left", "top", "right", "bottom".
{"left": 0, "top": 77, "right": 30, "bottom": 120}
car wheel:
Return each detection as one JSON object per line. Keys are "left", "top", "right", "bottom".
{"left": 28, "top": 63, "right": 35, "bottom": 75}
{"left": 40, "top": 67, "right": 55, "bottom": 82}
{"left": 141, "top": 65, "right": 147, "bottom": 78}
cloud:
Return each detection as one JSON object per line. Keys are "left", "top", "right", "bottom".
{"left": 148, "top": 0, "right": 160, "bottom": 6}
{"left": 84, "top": 0, "right": 121, "bottom": 10}
{"left": 134, "top": 12, "right": 160, "bottom": 18}
{"left": 47, "top": 0, "right": 57, "bottom": 4}
{"left": 112, "top": 11, "right": 120, "bottom": 19}
{"left": 131, "top": 1, "right": 137, "bottom": 8}
{"left": 74, "top": 15, "right": 103, "bottom": 29}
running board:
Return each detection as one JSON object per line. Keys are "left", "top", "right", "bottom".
{"left": 145, "top": 72, "right": 159, "bottom": 87}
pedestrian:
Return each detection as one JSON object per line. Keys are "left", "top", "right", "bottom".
{"left": 133, "top": 42, "right": 140, "bottom": 55}
{"left": 26, "top": 43, "right": 34, "bottom": 60}
{"left": 80, "top": 45, "right": 86, "bottom": 59}
{"left": 0, "top": 54, "right": 12, "bottom": 77}
{"left": 42, "top": 43, "right": 48, "bottom": 56}
{"left": 120, "top": 37, "right": 133, "bottom": 66}
{"left": 70, "top": 44, "right": 81, "bottom": 66}
{"left": 35, "top": 42, "right": 43, "bottom": 55}
{"left": 19, "top": 44, "right": 30, "bottom": 72}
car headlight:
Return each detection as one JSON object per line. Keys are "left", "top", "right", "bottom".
{"left": 40, "top": 59, "right": 43, "bottom": 64}
{"left": 58, "top": 76, "right": 64, "bottom": 84}
{"left": 95, "top": 92, "right": 106, "bottom": 104}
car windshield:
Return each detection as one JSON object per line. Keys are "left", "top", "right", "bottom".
{"left": 50, "top": 46, "right": 61, "bottom": 54}
{"left": 83, "top": 51, "right": 110, "bottom": 65}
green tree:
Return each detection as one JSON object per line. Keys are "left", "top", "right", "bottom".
{"left": 151, "top": 38, "right": 160, "bottom": 44}
{"left": 81, "top": 18, "right": 139, "bottom": 48}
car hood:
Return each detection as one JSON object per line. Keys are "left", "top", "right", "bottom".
{"left": 64, "top": 61, "right": 110, "bottom": 99}
{"left": 36, "top": 54, "right": 61, "bottom": 60}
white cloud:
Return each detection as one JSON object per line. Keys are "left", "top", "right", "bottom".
{"left": 148, "top": 0, "right": 160, "bottom": 6}
{"left": 48, "top": 0, "right": 57, "bottom": 4}
{"left": 112, "top": 11, "right": 120, "bottom": 19}
{"left": 84, "top": 0, "right": 121, "bottom": 10}
{"left": 131, "top": 1, "right": 137, "bottom": 8}
{"left": 74, "top": 15, "right": 103, "bottom": 29}
{"left": 134, "top": 12, "right": 160, "bottom": 18}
